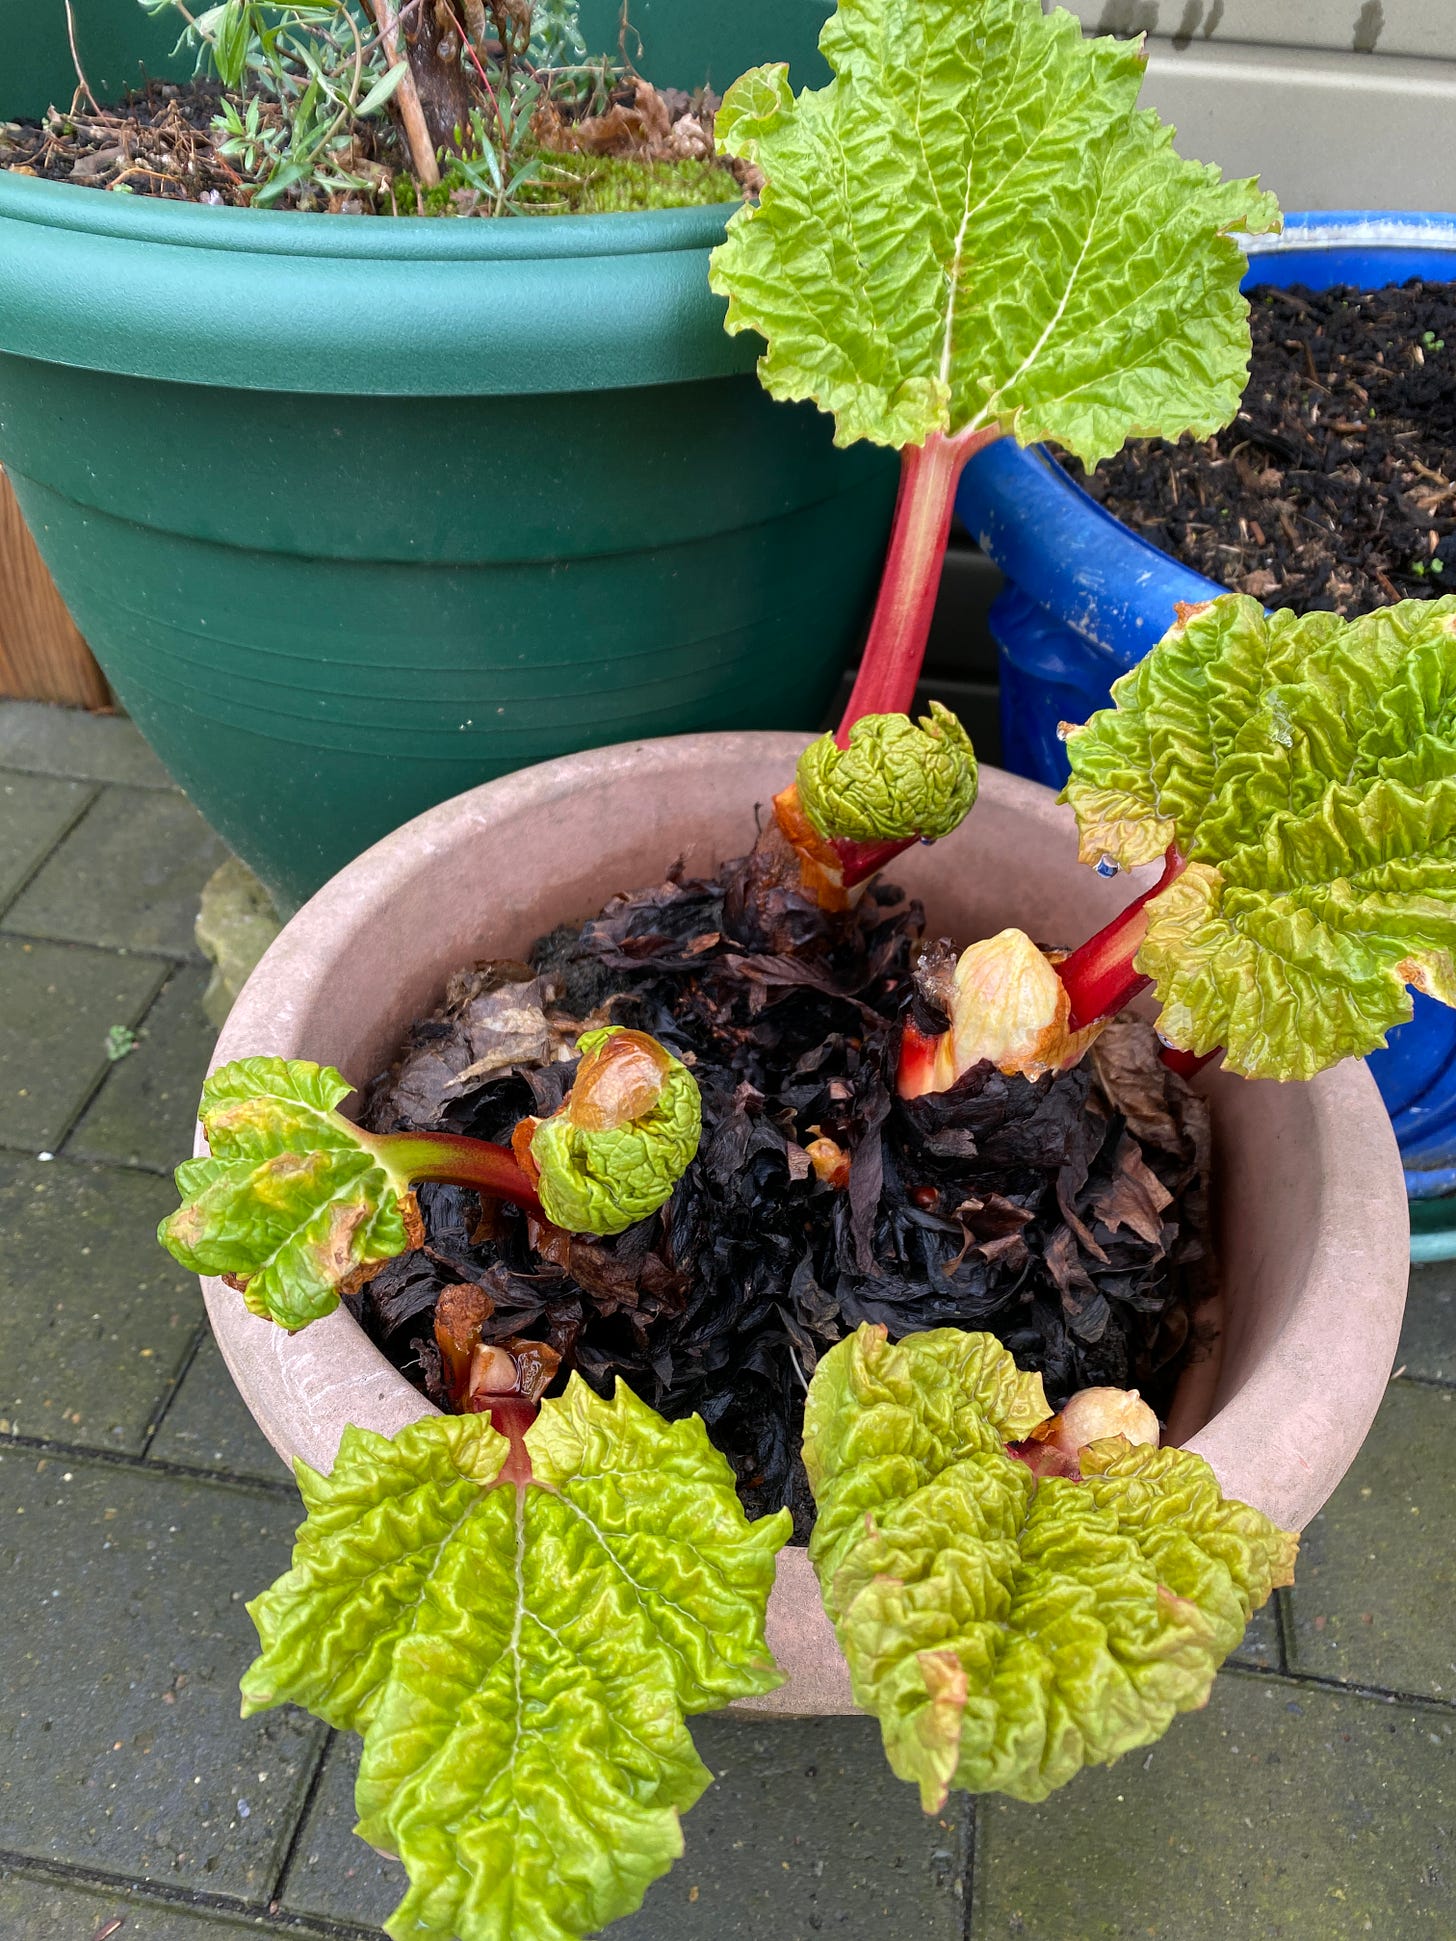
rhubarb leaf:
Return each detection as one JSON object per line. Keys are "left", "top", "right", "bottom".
{"left": 803, "top": 1325, "right": 1295, "bottom": 1808}
{"left": 242, "top": 1383, "right": 791, "bottom": 1941}
{"left": 530, "top": 1027, "right": 702, "bottom": 1236}
{"left": 1062, "top": 595, "right": 1456, "bottom": 1077}
{"left": 798, "top": 703, "right": 978, "bottom": 844}
{"left": 709, "top": 0, "right": 1279, "bottom": 460}
{"left": 158, "top": 1056, "right": 412, "bottom": 1331}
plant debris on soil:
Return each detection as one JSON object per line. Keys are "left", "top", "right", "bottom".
{"left": 0, "top": 74, "right": 747, "bottom": 214}
{"left": 1060, "top": 278, "right": 1456, "bottom": 615}
{"left": 355, "top": 850, "right": 1214, "bottom": 1540}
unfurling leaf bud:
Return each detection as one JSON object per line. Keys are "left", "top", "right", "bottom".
{"left": 796, "top": 702, "right": 978, "bottom": 846}
{"left": 898, "top": 929, "right": 1106, "bottom": 1096}
{"left": 528, "top": 1027, "right": 702, "bottom": 1236}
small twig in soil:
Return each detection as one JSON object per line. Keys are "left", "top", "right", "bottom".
{"left": 364, "top": 0, "right": 440, "bottom": 184}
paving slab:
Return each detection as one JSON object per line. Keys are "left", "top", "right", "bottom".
{"left": 0, "top": 934, "right": 166, "bottom": 1152}
{"left": 276, "top": 1733, "right": 399, "bottom": 1933}
{"left": 1227, "top": 1593, "right": 1282, "bottom": 1671}
{"left": 972, "top": 1670, "right": 1456, "bottom": 1941}
{"left": 0, "top": 1866, "right": 295, "bottom": 1939}
{"left": 0, "top": 1449, "right": 326, "bottom": 1899}
{"left": 0, "top": 1156, "right": 202, "bottom": 1451}
{"left": 1287, "top": 1379, "right": 1456, "bottom": 1700}
{"left": 0, "top": 698, "right": 173, "bottom": 789}
{"left": 281, "top": 1713, "right": 970, "bottom": 1940}
{"left": 2, "top": 787, "right": 228, "bottom": 958}
{"left": 149, "top": 1334, "right": 290, "bottom": 1487}
{"left": 69, "top": 965, "right": 216, "bottom": 1172}
{"left": 0, "top": 768, "right": 95, "bottom": 911}
{"left": 1398, "top": 1261, "right": 1456, "bottom": 1386}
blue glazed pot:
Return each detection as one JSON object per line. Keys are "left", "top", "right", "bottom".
{"left": 956, "top": 211, "right": 1456, "bottom": 1215}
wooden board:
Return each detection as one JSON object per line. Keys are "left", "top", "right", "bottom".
{"left": 0, "top": 467, "right": 110, "bottom": 709}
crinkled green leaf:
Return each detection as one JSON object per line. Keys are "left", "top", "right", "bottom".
{"left": 531, "top": 1028, "right": 702, "bottom": 1236}
{"left": 803, "top": 1325, "right": 1295, "bottom": 1808}
{"left": 1062, "top": 594, "right": 1456, "bottom": 1077}
{"left": 243, "top": 1381, "right": 791, "bottom": 1941}
{"left": 709, "top": 0, "right": 1279, "bottom": 460}
{"left": 797, "top": 703, "right": 979, "bottom": 844}
{"left": 158, "top": 1056, "right": 411, "bottom": 1331}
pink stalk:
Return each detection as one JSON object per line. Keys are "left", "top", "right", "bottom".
{"left": 372, "top": 1129, "right": 543, "bottom": 1215}
{"left": 1055, "top": 846, "right": 1187, "bottom": 1032}
{"left": 1159, "top": 1044, "right": 1221, "bottom": 1079}
{"left": 837, "top": 424, "right": 1003, "bottom": 741}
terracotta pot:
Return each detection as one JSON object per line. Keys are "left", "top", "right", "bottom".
{"left": 199, "top": 736, "right": 1410, "bottom": 1715}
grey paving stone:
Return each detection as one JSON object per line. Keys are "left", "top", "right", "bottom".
{"left": 972, "top": 1671, "right": 1456, "bottom": 1941}
{"left": 149, "top": 1334, "right": 288, "bottom": 1486}
{"left": 1287, "top": 1379, "right": 1456, "bottom": 1699}
{"left": 1398, "top": 1260, "right": 1456, "bottom": 1385}
{"left": 621, "top": 1713, "right": 968, "bottom": 1940}
{"left": 0, "top": 1450, "right": 326, "bottom": 1898}
{"left": 1227, "top": 1592, "right": 1282, "bottom": 1671}
{"left": 68, "top": 965, "right": 216, "bottom": 1172}
{"left": 0, "top": 1156, "right": 203, "bottom": 1452}
{"left": 0, "top": 1867, "right": 291, "bottom": 1939}
{"left": 3, "top": 786, "right": 229, "bottom": 959}
{"left": 277, "top": 1732, "right": 398, "bottom": 1933}
{"left": 0, "top": 698, "right": 173, "bottom": 789}
{"left": 281, "top": 1713, "right": 970, "bottom": 1940}
{"left": 0, "top": 935, "right": 167, "bottom": 1153}
{"left": 0, "top": 768, "right": 95, "bottom": 912}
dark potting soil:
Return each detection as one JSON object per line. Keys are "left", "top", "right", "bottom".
{"left": 0, "top": 73, "right": 742, "bottom": 214}
{"left": 1060, "top": 279, "right": 1456, "bottom": 615}
{"left": 353, "top": 851, "right": 1214, "bottom": 1541}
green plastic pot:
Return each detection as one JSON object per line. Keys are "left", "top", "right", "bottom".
{"left": 0, "top": 0, "right": 893, "bottom": 907}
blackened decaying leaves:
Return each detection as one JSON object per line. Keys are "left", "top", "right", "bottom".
{"left": 352, "top": 878, "right": 1213, "bottom": 1542}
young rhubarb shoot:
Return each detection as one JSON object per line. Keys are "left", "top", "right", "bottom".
{"left": 241, "top": 1385, "right": 791, "bottom": 1941}
{"left": 772, "top": 703, "right": 980, "bottom": 910}
{"left": 515, "top": 1025, "right": 702, "bottom": 1236}
{"left": 802, "top": 1324, "right": 1295, "bottom": 1807}
{"left": 900, "top": 592, "right": 1456, "bottom": 1094}
{"left": 161, "top": 1032, "right": 701, "bottom": 1329}
{"left": 1061, "top": 593, "right": 1456, "bottom": 1077}
{"left": 710, "top": 0, "right": 1280, "bottom": 744}
{"left": 898, "top": 927, "right": 1105, "bottom": 1096}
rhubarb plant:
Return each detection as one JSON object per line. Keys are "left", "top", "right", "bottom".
{"left": 803, "top": 1325, "right": 1296, "bottom": 1807}
{"left": 242, "top": 1385, "right": 791, "bottom": 1941}
{"left": 901, "top": 593, "right": 1456, "bottom": 1094}
{"left": 710, "top": 0, "right": 1279, "bottom": 745}
{"left": 160, "top": 1026, "right": 700, "bottom": 1329}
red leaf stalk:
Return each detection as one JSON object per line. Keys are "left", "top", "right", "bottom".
{"left": 374, "top": 1129, "right": 543, "bottom": 1215}
{"left": 1055, "top": 846, "right": 1187, "bottom": 1032}
{"left": 837, "top": 424, "right": 1003, "bottom": 741}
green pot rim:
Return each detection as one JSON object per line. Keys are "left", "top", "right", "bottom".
{"left": 0, "top": 172, "right": 755, "bottom": 396}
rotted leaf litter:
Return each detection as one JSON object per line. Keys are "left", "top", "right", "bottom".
{"left": 355, "top": 853, "right": 1213, "bottom": 1540}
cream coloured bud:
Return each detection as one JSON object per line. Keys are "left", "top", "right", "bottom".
{"left": 900, "top": 928, "right": 1107, "bottom": 1096}
{"left": 1043, "top": 1386, "right": 1161, "bottom": 1459}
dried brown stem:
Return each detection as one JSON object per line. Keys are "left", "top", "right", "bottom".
{"left": 364, "top": 0, "right": 440, "bottom": 184}
{"left": 63, "top": 0, "right": 101, "bottom": 117}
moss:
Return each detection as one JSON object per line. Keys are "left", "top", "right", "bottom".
{"left": 390, "top": 150, "right": 738, "bottom": 218}
{"left": 525, "top": 150, "right": 739, "bottom": 214}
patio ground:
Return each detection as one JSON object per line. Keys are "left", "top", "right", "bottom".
{"left": 0, "top": 696, "right": 1452, "bottom": 1941}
